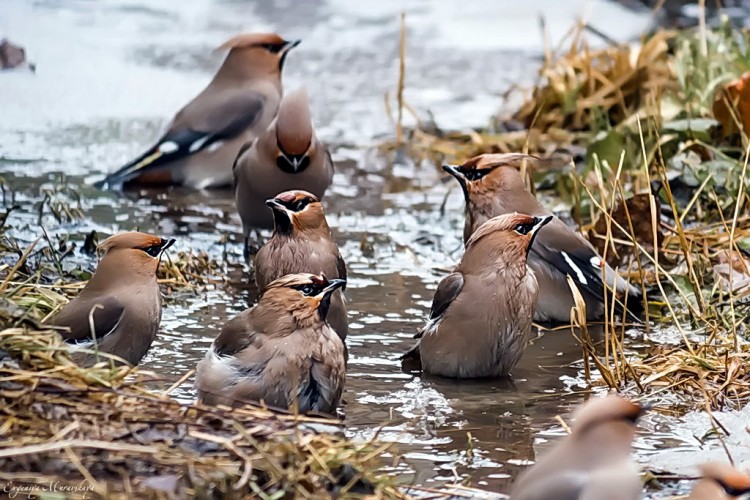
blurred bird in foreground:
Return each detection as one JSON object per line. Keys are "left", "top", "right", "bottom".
{"left": 402, "top": 212, "right": 551, "bottom": 378}
{"left": 444, "top": 153, "right": 643, "bottom": 323}
{"left": 96, "top": 33, "right": 299, "bottom": 190}
{"left": 511, "top": 394, "right": 647, "bottom": 500}
{"left": 687, "top": 462, "right": 750, "bottom": 499}
{"left": 195, "top": 273, "right": 346, "bottom": 414}
{"left": 48, "top": 232, "right": 174, "bottom": 366}
{"left": 234, "top": 88, "right": 334, "bottom": 249}
{"left": 255, "top": 190, "right": 348, "bottom": 342}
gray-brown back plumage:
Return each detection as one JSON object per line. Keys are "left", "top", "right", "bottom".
{"left": 97, "top": 33, "right": 298, "bottom": 189}
{"left": 445, "top": 153, "right": 642, "bottom": 322}
{"left": 195, "top": 273, "right": 346, "bottom": 414}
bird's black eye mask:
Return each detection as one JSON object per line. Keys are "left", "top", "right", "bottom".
{"left": 142, "top": 245, "right": 162, "bottom": 257}
{"left": 513, "top": 222, "right": 536, "bottom": 236}
{"left": 140, "top": 238, "right": 175, "bottom": 258}
{"left": 256, "top": 42, "right": 286, "bottom": 53}
{"left": 717, "top": 481, "right": 750, "bottom": 497}
{"left": 277, "top": 197, "right": 313, "bottom": 213}
{"left": 461, "top": 168, "right": 493, "bottom": 181}
{"left": 292, "top": 281, "right": 326, "bottom": 297}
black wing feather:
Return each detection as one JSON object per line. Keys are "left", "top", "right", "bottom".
{"left": 96, "top": 95, "right": 264, "bottom": 188}
{"left": 530, "top": 244, "right": 606, "bottom": 300}
{"left": 428, "top": 272, "right": 464, "bottom": 321}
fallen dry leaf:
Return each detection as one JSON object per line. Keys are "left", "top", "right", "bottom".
{"left": 712, "top": 250, "right": 750, "bottom": 294}
{"left": 713, "top": 71, "right": 750, "bottom": 138}
{"left": 589, "top": 193, "right": 664, "bottom": 267}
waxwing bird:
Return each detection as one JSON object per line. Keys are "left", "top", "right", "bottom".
{"left": 444, "top": 153, "right": 643, "bottom": 323}
{"left": 96, "top": 33, "right": 300, "bottom": 190}
{"left": 233, "top": 88, "right": 334, "bottom": 247}
{"left": 511, "top": 395, "right": 647, "bottom": 500}
{"left": 688, "top": 462, "right": 750, "bottom": 499}
{"left": 47, "top": 232, "right": 175, "bottom": 366}
{"left": 402, "top": 213, "right": 552, "bottom": 378}
{"left": 255, "top": 190, "right": 348, "bottom": 341}
{"left": 195, "top": 273, "right": 346, "bottom": 414}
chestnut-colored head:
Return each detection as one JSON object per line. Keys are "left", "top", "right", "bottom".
{"left": 466, "top": 212, "right": 552, "bottom": 259}
{"left": 218, "top": 32, "right": 300, "bottom": 78}
{"left": 572, "top": 395, "right": 647, "bottom": 437}
{"left": 275, "top": 89, "right": 314, "bottom": 173}
{"left": 261, "top": 273, "right": 346, "bottom": 324}
{"left": 97, "top": 231, "right": 176, "bottom": 275}
{"left": 443, "top": 153, "right": 535, "bottom": 202}
{"left": 696, "top": 463, "right": 750, "bottom": 497}
{"left": 265, "top": 190, "right": 327, "bottom": 235}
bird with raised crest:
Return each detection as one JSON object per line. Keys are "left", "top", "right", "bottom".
{"left": 96, "top": 33, "right": 299, "bottom": 190}
{"left": 48, "top": 232, "right": 175, "bottom": 367}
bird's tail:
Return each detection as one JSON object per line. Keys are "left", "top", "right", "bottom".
{"left": 94, "top": 144, "right": 170, "bottom": 189}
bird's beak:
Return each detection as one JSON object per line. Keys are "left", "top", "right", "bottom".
{"left": 442, "top": 164, "right": 470, "bottom": 201}
{"left": 633, "top": 402, "right": 651, "bottom": 421}
{"left": 156, "top": 238, "right": 176, "bottom": 264}
{"left": 321, "top": 278, "right": 347, "bottom": 296}
{"left": 442, "top": 164, "right": 464, "bottom": 183}
{"left": 315, "top": 277, "right": 345, "bottom": 321}
{"left": 266, "top": 198, "right": 295, "bottom": 233}
{"left": 159, "top": 238, "right": 176, "bottom": 252}
{"left": 265, "top": 198, "right": 288, "bottom": 213}
{"left": 526, "top": 215, "right": 553, "bottom": 252}
{"left": 530, "top": 216, "right": 553, "bottom": 235}
{"left": 283, "top": 39, "right": 301, "bottom": 52}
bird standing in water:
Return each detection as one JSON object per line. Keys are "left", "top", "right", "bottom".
{"left": 255, "top": 190, "right": 348, "bottom": 342}
{"left": 443, "top": 153, "right": 642, "bottom": 323}
{"left": 195, "top": 273, "right": 346, "bottom": 414}
{"left": 48, "top": 232, "right": 175, "bottom": 367}
{"left": 403, "top": 212, "right": 552, "bottom": 378}
{"left": 234, "top": 88, "right": 334, "bottom": 252}
{"left": 96, "top": 33, "right": 299, "bottom": 190}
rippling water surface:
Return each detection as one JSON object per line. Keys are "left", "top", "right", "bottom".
{"left": 2, "top": 0, "right": 729, "bottom": 496}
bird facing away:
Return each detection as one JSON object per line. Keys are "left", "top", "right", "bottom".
{"left": 195, "top": 273, "right": 346, "bottom": 414}
{"left": 233, "top": 88, "right": 334, "bottom": 245}
{"left": 511, "top": 394, "right": 647, "bottom": 500}
{"left": 402, "top": 212, "right": 552, "bottom": 378}
{"left": 444, "top": 153, "right": 642, "bottom": 323}
{"left": 47, "top": 232, "right": 175, "bottom": 366}
{"left": 255, "top": 190, "right": 348, "bottom": 341}
{"left": 688, "top": 462, "right": 750, "bottom": 499}
{"left": 96, "top": 33, "right": 300, "bottom": 190}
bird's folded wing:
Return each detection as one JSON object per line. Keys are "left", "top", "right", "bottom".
{"left": 97, "top": 90, "right": 266, "bottom": 187}
{"left": 50, "top": 296, "right": 125, "bottom": 344}
{"left": 408, "top": 272, "right": 464, "bottom": 346}
{"left": 298, "top": 361, "right": 340, "bottom": 413}
{"left": 428, "top": 272, "right": 464, "bottom": 322}
{"left": 212, "top": 312, "right": 258, "bottom": 358}
{"left": 533, "top": 219, "right": 607, "bottom": 299}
